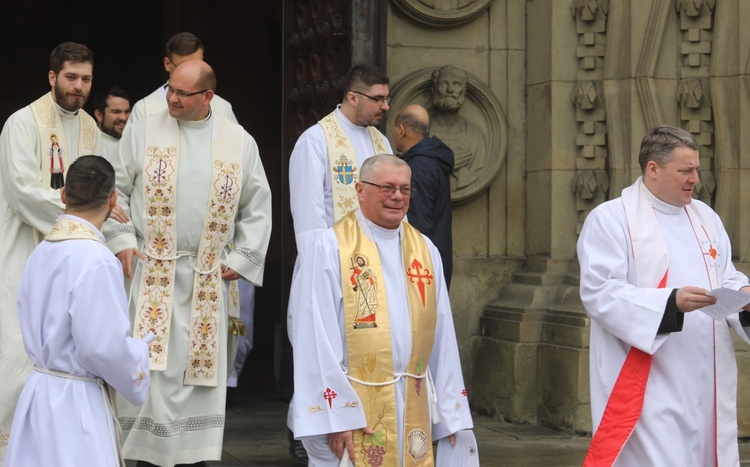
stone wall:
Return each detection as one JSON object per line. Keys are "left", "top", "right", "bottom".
{"left": 385, "top": 0, "right": 750, "bottom": 436}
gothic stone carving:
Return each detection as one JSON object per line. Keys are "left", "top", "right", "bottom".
{"left": 388, "top": 65, "right": 506, "bottom": 203}
{"left": 390, "top": 0, "right": 495, "bottom": 27}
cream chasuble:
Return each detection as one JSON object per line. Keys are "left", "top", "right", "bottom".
{"left": 319, "top": 111, "right": 389, "bottom": 222}
{"left": 29, "top": 93, "right": 98, "bottom": 190}
{"left": 334, "top": 212, "right": 437, "bottom": 467}
{"left": 132, "top": 110, "right": 243, "bottom": 387}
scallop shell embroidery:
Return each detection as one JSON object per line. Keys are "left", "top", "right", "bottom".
{"left": 407, "top": 429, "right": 429, "bottom": 461}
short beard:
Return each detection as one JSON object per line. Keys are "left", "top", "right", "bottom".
{"left": 54, "top": 81, "right": 86, "bottom": 112}
{"left": 433, "top": 93, "right": 465, "bottom": 111}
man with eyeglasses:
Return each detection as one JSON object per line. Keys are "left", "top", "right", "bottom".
{"left": 288, "top": 154, "right": 475, "bottom": 466}
{"left": 286, "top": 63, "right": 393, "bottom": 462}
{"left": 103, "top": 59, "right": 272, "bottom": 467}
{"left": 393, "top": 104, "right": 455, "bottom": 289}
{"left": 128, "top": 32, "right": 237, "bottom": 124}
{"left": 0, "top": 41, "right": 103, "bottom": 464}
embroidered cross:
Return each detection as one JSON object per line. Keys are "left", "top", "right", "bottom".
{"left": 461, "top": 389, "right": 468, "bottom": 397}
{"left": 219, "top": 174, "right": 234, "bottom": 200}
{"left": 324, "top": 387, "right": 338, "bottom": 408}
{"left": 154, "top": 158, "right": 169, "bottom": 183}
{"left": 407, "top": 258, "right": 433, "bottom": 306}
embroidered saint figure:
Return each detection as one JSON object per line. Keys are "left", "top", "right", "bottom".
{"left": 350, "top": 255, "right": 378, "bottom": 328}
{"left": 49, "top": 133, "right": 65, "bottom": 189}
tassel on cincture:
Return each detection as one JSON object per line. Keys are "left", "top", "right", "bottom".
{"left": 230, "top": 317, "right": 247, "bottom": 336}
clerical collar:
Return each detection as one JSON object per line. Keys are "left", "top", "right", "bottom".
{"left": 336, "top": 105, "right": 369, "bottom": 132}
{"left": 639, "top": 178, "right": 685, "bottom": 216}
{"left": 56, "top": 103, "right": 79, "bottom": 118}
{"left": 355, "top": 209, "right": 401, "bottom": 241}
{"left": 179, "top": 106, "right": 212, "bottom": 128}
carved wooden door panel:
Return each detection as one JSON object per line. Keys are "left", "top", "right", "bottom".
{"left": 279, "top": 0, "right": 351, "bottom": 397}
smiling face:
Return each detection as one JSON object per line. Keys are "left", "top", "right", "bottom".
{"left": 356, "top": 162, "right": 411, "bottom": 229}
{"left": 96, "top": 95, "right": 131, "bottom": 138}
{"left": 49, "top": 61, "right": 93, "bottom": 111}
{"left": 643, "top": 145, "right": 700, "bottom": 207}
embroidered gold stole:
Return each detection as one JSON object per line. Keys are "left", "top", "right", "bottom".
{"left": 319, "top": 111, "right": 389, "bottom": 222}
{"left": 334, "top": 212, "right": 437, "bottom": 467}
{"left": 29, "top": 92, "right": 98, "bottom": 190}
{"left": 45, "top": 216, "right": 103, "bottom": 243}
{"left": 132, "top": 110, "right": 244, "bottom": 387}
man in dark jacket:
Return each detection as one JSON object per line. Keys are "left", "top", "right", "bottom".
{"left": 393, "top": 104, "right": 455, "bottom": 288}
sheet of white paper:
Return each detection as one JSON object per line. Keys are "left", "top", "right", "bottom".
{"left": 699, "top": 288, "right": 750, "bottom": 320}
{"left": 436, "top": 430, "right": 480, "bottom": 467}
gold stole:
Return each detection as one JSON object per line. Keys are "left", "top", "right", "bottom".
{"left": 132, "top": 110, "right": 244, "bottom": 387}
{"left": 29, "top": 92, "right": 98, "bottom": 190}
{"left": 334, "top": 212, "right": 437, "bottom": 467}
{"left": 45, "top": 216, "right": 103, "bottom": 243}
{"left": 319, "top": 111, "right": 389, "bottom": 222}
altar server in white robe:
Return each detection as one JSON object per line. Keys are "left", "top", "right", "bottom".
{"left": 289, "top": 155, "right": 473, "bottom": 466}
{"left": 287, "top": 63, "right": 392, "bottom": 462}
{"left": 128, "top": 32, "right": 236, "bottom": 125}
{"left": 104, "top": 59, "right": 272, "bottom": 467}
{"left": 4, "top": 155, "right": 150, "bottom": 467}
{"left": 578, "top": 125, "right": 750, "bottom": 466}
{"left": 0, "top": 41, "right": 101, "bottom": 464}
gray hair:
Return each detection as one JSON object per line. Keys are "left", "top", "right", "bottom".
{"left": 638, "top": 125, "right": 699, "bottom": 172}
{"left": 360, "top": 154, "right": 410, "bottom": 181}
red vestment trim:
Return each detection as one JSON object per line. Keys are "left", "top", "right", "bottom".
{"left": 583, "top": 270, "right": 666, "bottom": 466}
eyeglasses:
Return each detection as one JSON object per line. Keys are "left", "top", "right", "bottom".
{"left": 361, "top": 180, "right": 415, "bottom": 197}
{"left": 167, "top": 86, "right": 208, "bottom": 99}
{"left": 353, "top": 91, "right": 391, "bottom": 106}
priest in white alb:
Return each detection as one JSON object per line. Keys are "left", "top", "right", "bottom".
{"left": 288, "top": 155, "right": 474, "bottom": 466}
{"left": 4, "top": 155, "right": 150, "bottom": 467}
{"left": 0, "top": 42, "right": 101, "bottom": 463}
{"left": 578, "top": 125, "right": 750, "bottom": 466}
{"left": 286, "top": 63, "right": 392, "bottom": 462}
{"left": 103, "top": 59, "right": 272, "bottom": 467}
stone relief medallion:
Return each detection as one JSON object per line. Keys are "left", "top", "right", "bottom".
{"left": 391, "top": 0, "right": 495, "bottom": 27}
{"left": 387, "top": 65, "right": 507, "bottom": 204}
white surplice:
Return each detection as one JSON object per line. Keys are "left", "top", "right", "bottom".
{"left": 4, "top": 215, "right": 150, "bottom": 467}
{"left": 288, "top": 210, "right": 473, "bottom": 465}
{"left": 105, "top": 110, "right": 271, "bottom": 467}
{"left": 100, "top": 131, "right": 120, "bottom": 161}
{"left": 0, "top": 101, "right": 101, "bottom": 463}
{"left": 578, "top": 181, "right": 750, "bottom": 466}
{"left": 128, "top": 84, "right": 237, "bottom": 125}
{"left": 288, "top": 105, "right": 393, "bottom": 255}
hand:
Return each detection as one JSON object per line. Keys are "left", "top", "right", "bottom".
{"left": 328, "top": 426, "right": 374, "bottom": 461}
{"left": 448, "top": 433, "right": 456, "bottom": 447}
{"left": 221, "top": 264, "right": 240, "bottom": 281}
{"left": 675, "top": 286, "right": 717, "bottom": 312}
{"left": 116, "top": 248, "right": 145, "bottom": 279}
{"left": 109, "top": 205, "right": 130, "bottom": 223}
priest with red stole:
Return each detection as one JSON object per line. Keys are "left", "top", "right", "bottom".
{"left": 578, "top": 125, "right": 750, "bottom": 466}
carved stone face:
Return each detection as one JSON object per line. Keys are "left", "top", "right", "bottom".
{"left": 432, "top": 68, "right": 467, "bottom": 111}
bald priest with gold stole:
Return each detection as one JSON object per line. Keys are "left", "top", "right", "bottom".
{"left": 288, "top": 154, "right": 475, "bottom": 466}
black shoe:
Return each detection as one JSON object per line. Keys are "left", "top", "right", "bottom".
{"left": 136, "top": 462, "right": 160, "bottom": 467}
{"left": 288, "top": 428, "right": 309, "bottom": 464}
{"left": 176, "top": 463, "right": 209, "bottom": 467}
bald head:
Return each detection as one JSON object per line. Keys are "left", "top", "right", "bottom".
{"left": 393, "top": 104, "right": 430, "bottom": 154}
{"left": 167, "top": 59, "right": 216, "bottom": 121}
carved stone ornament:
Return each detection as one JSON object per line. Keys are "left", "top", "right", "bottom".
{"left": 390, "top": 0, "right": 495, "bottom": 27}
{"left": 387, "top": 65, "right": 507, "bottom": 204}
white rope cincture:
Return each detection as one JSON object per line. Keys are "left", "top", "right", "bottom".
{"left": 34, "top": 366, "right": 122, "bottom": 466}
{"left": 340, "top": 365, "right": 440, "bottom": 424}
